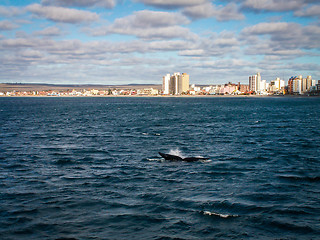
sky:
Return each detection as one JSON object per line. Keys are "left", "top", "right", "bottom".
{"left": 0, "top": 0, "right": 319, "bottom": 85}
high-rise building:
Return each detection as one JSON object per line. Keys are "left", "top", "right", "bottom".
{"left": 293, "top": 78, "right": 302, "bottom": 94}
{"left": 302, "top": 75, "right": 313, "bottom": 93}
{"left": 162, "top": 74, "right": 170, "bottom": 95}
{"left": 260, "top": 80, "right": 267, "bottom": 92}
{"left": 179, "top": 73, "right": 189, "bottom": 94}
{"left": 169, "top": 72, "right": 178, "bottom": 95}
{"left": 249, "top": 72, "right": 261, "bottom": 93}
{"left": 163, "top": 72, "right": 189, "bottom": 95}
{"left": 249, "top": 75, "right": 257, "bottom": 92}
{"left": 288, "top": 75, "right": 313, "bottom": 95}
{"left": 288, "top": 76, "right": 295, "bottom": 94}
{"left": 270, "top": 77, "right": 285, "bottom": 92}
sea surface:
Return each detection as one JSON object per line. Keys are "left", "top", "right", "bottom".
{"left": 0, "top": 96, "right": 319, "bottom": 240}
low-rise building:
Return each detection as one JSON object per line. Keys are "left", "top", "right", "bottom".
{"left": 138, "top": 88, "right": 159, "bottom": 95}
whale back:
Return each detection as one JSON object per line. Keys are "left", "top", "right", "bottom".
{"left": 158, "top": 152, "right": 183, "bottom": 161}
{"left": 159, "top": 152, "right": 209, "bottom": 162}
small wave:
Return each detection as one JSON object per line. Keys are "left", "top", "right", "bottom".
{"left": 142, "top": 132, "right": 161, "bottom": 136}
{"left": 55, "top": 238, "right": 78, "bottom": 240}
{"left": 54, "top": 159, "right": 75, "bottom": 165}
{"left": 279, "top": 175, "right": 320, "bottom": 183}
{"left": 145, "top": 158, "right": 163, "bottom": 162}
{"left": 200, "top": 159, "right": 212, "bottom": 163}
{"left": 202, "top": 210, "right": 238, "bottom": 218}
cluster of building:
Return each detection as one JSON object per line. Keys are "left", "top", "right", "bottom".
{"left": 249, "top": 72, "right": 319, "bottom": 95}
{"left": 162, "top": 72, "right": 190, "bottom": 95}
{"left": 188, "top": 83, "right": 249, "bottom": 95}
{"left": 287, "top": 75, "right": 318, "bottom": 95}
{"left": 161, "top": 72, "right": 320, "bottom": 96}
{"left": 1, "top": 72, "right": 319, "bottom": 97}
{"left": 249, "top": 72, "right": 285, "bottom": 95}
{"left": 0, "top": 88, "right": 160, "bottom": 97}
{"left": 162, "top": 72, "right": 249, "bottom": 95}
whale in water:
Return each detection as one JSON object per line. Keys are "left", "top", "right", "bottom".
{"left": 158, "top": 152, "right": 209, "bottom": 162}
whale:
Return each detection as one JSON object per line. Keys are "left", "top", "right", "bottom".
{"left": 158, "top": 152, "right": 209, "bottom": 162}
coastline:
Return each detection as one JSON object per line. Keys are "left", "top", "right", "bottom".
{"left": 1, "top": 94, "right": 318, "bottom": 98}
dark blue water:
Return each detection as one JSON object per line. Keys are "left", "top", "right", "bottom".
{"left": 1, "top": 97, "right": 319, "bottom": 240}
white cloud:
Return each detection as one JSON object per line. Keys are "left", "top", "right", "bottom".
{"left": 110, "top": 25, "right": 192, "bottom": 40}
{"left": 99, "top": 10, "right": 193, "bottom": 39}
{"left": 242, "top": 22, "right": 295, "bottom": 35}
{"left": 0, "top": 20, "right": 19, "bottom": 31}
{"left": 34, "top": 26, "right": 62, "bottom": 36}
{"left": 196, "top": 59, "right": 253, "bottom": 69}
{"left": 179, "top": 31, "right": 240, "bottom": 57}
{"left": 26, "top": 4, "right": 99, "bottom": 23}
{"left": 0, "top": 6, "right": 24, "bottom": 17}
{"left": 295, "top": 5, "right": 320, "bottom": 18}
{"left": 1, "top": 38, "right": 36, "bottom": 48}
{"left": 148, "top": 40, "right": 190, "bottom": 51}
{"left": 241, "top": 0, "right": 304, "bottom": 12}
{"left": 41, "top": 0, "right": 116, "bottom": 9}
{"left": 116, "top": 10, "right": 189, "bottom": 28}
{"left": 241, "top": 22, "right": 320, "bottom": 61}
{"left": 244, "top": 42, "right": 306, "bottom": 57}
{"left": 183, "top": 2, "right": 245, "bottom": 21}
{"left": 242, "top": 22, "right": 320, "bottom": 50}
{"left": 135, "top": 0, "right": 207, "bottom": 9}
{"left": 20, "top": 49, "right": 43, "bottom": 59}
{"left": 1, "top": 0, "right": 320, "bottom": 84}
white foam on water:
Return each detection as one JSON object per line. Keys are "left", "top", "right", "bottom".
{"left": 147, "top": 158, "right": 163, "bottom": 162}
{"left": 200, "top": 159, "right": 212, "bottom": 163}
{"left": 202, "top": 211, "right": 238, "bottom": 218}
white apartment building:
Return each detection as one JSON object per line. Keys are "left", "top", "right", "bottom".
{"left": 249, "top": 72, "right": 261, "bottom": 92}
{"left": 162, "top": 72, "right": 189, "bottom": 95}
{"left": 162, "top": 74, "right": 171, "bottom": 95}
{"left": 249, "top": 72, "right": 286, "bottom": 94}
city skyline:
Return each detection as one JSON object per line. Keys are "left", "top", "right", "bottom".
{"left": 0, "top": 1, "right": 320, "bottom": 85}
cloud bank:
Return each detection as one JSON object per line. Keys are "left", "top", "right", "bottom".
{"left": 0, "top": 0, "right": 319, "bottom": 84}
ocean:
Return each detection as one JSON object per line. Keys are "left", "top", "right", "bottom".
{"left": 0, "top": 96, "right": 319, "bottom": 240}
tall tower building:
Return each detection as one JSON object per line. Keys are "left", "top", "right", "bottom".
{"left": 249, "top": 75, "right": 257, "bottom": 92}
{"left": 257, "top": 72, "right": 261, "bottom": 92}
{"left": 179, "top": 73, "right": 189, "bottom": 94}
{"left": 293, "top": 78, "right": 302, "bottom": 94}
{"left": 288, "top": 77, "right": 295, "bottom": 94}
{"left": 164, "top": 72, "right": 190, "bottom": 95}
{"left": 260, "top": 80, "right": 267, "bottom": 91}
{"left": 249, "top": 72, "right": 261, "bottom": 93}
{"left": 288, "top": 75, "right": 312, "bottom": 95}
{"left": 162, "top": 74, "right": 170, "bottom": 94}
{"left": 170, "top": 72, "right": 180, "bottom": 95}
{"left": 306, "top": 75, "right": 312, "bottom": 92}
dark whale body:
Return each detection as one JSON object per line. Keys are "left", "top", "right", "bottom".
{"left": 158, "top": 152, "right": 209, "bottom": 162}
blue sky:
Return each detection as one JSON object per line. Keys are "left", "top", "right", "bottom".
{"left": 0, "top": 0, "right": 319, "bottom": 85}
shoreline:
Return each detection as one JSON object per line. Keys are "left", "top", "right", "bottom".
{"left": 1, "top": 94, "right": 318, "bottom": 98}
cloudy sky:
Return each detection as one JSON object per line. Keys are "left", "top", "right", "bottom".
{"left": 0, "top": 0, "right": 319, "bottom": 85}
